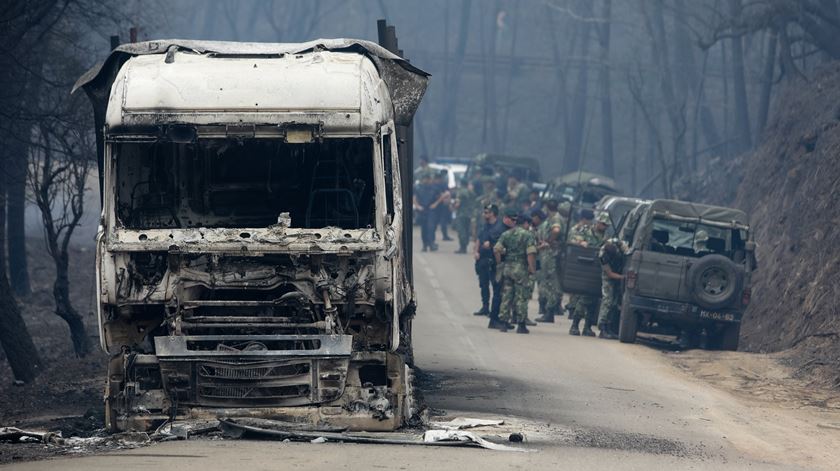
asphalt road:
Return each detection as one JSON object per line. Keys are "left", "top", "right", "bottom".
{"left": 3, "top": 235, "right": 831, "bottom": 470}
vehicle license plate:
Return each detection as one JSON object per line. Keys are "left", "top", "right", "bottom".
{"left": 699, "top": 311, "right": 735, "bottom": 322}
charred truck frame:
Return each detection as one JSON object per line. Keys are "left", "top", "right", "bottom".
{"left": 75, "top": 39, "right": 429, "bottom": 431}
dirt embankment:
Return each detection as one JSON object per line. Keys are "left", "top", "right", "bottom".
{"left": 696, "top": 63, "right": 840, "bottom": 389}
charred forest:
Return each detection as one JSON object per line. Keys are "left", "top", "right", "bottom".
{"left": 2, "top": 0, "right": 840, "bottom": 409}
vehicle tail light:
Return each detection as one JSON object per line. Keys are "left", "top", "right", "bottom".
{"left": 626, "top": 270, "right": 637, "bottom": 289}
{"left": 741, "top": 287, "right": 751, "bottom": 306}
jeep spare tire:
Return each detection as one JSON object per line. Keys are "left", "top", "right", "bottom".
{"left": 686, "top": 254, "right": 743, "bottom": 310}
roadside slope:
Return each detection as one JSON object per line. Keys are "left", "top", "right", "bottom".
{"left": 700, "top": 63, "right": 840, "bottom": 387}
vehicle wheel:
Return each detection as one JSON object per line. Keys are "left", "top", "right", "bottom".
{"left": 618, "top": 296, "right": 637, "bottom": 344}
{"left": 716, "top": 323, "right": 741, "bottom": 351}
{"left": 686, "top": 255, "right": 743, "bottom": 310}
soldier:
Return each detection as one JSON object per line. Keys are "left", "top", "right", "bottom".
{"left": 567, "top": 209, "right": 607, "bottom": 336}
{"left": 474, "top": 176, "right": 502, "bottom": 240}
{"left": 452, "top": 177, "right": 477, "bottom": 254}
{"left": 433, "top": 169, "right": 453, "bottom": 241}
{"left": 535, "top": 199, "right": 566, "bottom": 323}
{"left": 473, "top": 203, "right": 506, "bottom": 327}
{"left": 413, "top": 173, "right": 439, "bottom": 252}
{"left": 494, "top": 208, "right": 537, "bottom": 334}
{"left": 693, "top": 230, "right": 710, "bottom": 254}
{"left": 598, "top": 235, "right": 627, "bottom": 339}
{"left": 521, "top": 212, "right": 538, "bottom": 327}
{"left": 504, "top": 174, "right": 529, "bottom": 213}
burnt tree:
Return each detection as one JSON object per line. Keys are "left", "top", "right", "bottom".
{"left": 0, "top": 150, "right": 42, "bottom": 382}
{"left": 597, "top": 0, "right": 614, "bottom": 178}
{"left": 30, "top": 118, "right": 93, "bottom": 357}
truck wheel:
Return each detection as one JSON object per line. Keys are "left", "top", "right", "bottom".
{"left": 716, "top": 323, "right": 741, "bottom": 351}
{"left": 618, "top": 296, "right": 637, "bottom": 344}
{"left": 686, "top": 254, "right": 743, "bottom": 310}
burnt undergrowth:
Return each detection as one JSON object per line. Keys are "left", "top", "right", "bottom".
{"left": 694, "top": 62, "right": 840, "bottom": 389}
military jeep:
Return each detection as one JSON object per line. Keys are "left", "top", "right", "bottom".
{"left": 618, "top": 199, "right": 756, "bottom": 350}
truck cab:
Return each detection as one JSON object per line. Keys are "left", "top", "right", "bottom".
{"left": 75, "top": 39, "right": 428, "bottom": 431}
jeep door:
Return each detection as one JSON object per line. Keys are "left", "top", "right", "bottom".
{"left": 559, "top": 206, "right": 602, "bottom": 296}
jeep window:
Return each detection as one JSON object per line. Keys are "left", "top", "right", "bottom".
{"left": 648, "top": 218, "right": 735, "bottom": 258}
{"left": 114, "top": 138, "right": 375, "bottom": 229}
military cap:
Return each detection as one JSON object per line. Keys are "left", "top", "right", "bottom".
{"left": 580, "top": 209, "right": 595, "bottom": 220}
{"left": 596, "top": 212, "right": 611, "bottom": 225}
{"left": 504, "top": 207, "right": 519, "bottom": 219}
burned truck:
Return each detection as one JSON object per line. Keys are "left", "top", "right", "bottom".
{"left": 74, "top": 39, "right": 428, "bottom": 431}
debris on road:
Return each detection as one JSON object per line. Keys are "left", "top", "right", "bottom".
{"left": 0, "top": 427, "right": 63, "bottom": 445}
{"left": 218, "top": 417, "right": 531, "bottom": 452}
{"left": 428, "top": 417, "right": 505, "bottom": 430}
{"left": 423, "top": 430, "right": 530, "bottom": 452}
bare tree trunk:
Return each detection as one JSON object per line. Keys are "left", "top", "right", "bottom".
{"left": 440, "top": 0, "right": 472, "bottom": 155}
{"left": 644, "top": 0, "right": 685, "bottom": 193}
{"left": 7, "top": 134, "right": 30, "bottom": 296}
{"left": 485, "top": 0, "right": 500, "bottom": 151}
{"left": 500, "top": 0, "right": 521, "bottom": 153}
{"left": 546, "top": 4, "right": 577, "bottom": 175}
{"left": 631, "top": 101, "right": 638, "bottom": 194}
{"left": 597, "top": 0, "right": 614, "bottom": 178}
{"left": 562, "top": 0, "right": 594, "bottom": 174}
{"left": 728, "top": 0, "right": 752, "bottom": 153}
{"left": 756, "top": 29, "right": 777, "bottom": 137}
{"left": 673, "top": 0, "right": 721, "bottom": 150}
{"left": 52, "top": 250, "right": 90, "bottom": 357}
{"left": 0, "top": 153, "right": 42, "bottom": 383}
{"left": 777, "top": 23, "right": 803, "bottom": 81}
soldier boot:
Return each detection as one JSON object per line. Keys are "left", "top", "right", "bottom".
{"left": 569, "top": 317, "right": 581, "bottom": 336}
{"left": 535, "top": 313, "right": 555, "bottom": 323}
{"left": 598, "top": 322, "right": 618, "bottom": 340}
{"left": 516, "top": 322, "right": 530, "bottom": 334}
{"left": 582, "top": 319, "right": 596, "bottom": 337}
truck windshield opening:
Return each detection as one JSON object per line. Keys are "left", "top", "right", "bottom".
{"left": 114, "top": 137, "right": 375, "bottom": 230}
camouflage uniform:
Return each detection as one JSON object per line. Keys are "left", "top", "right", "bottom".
{"left": 504, "top": 182, "right": 529, "bottom": 215}
{"left": 494, "top": 226, "right": 537, "bottom": 325}
{"left": 537, "top": 212, "right": 566, "bottom": 317}
{"left": 598, "top": 238, "right": 628, "bottom": 330}
{"left": 568, "top": 221, "right": 606, "bottom": 328}
{"left": 453, "top": 185, "right": 477, "bottom": 252}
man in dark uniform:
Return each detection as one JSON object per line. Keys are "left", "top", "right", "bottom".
{"left": 413, "top": 173, "right": 439, "bottom": 252}
{"left": 474, "top": 204, "right": 506, "bottom": 328}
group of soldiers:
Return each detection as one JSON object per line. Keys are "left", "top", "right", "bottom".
{"left": 441, "top": 172, "right": 626, "bottom": 338}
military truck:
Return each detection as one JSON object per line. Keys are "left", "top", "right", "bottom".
{"left": 464, "top": 153, "right": 542, "bottom": 186}
{"left": 74, "top": 39, "right": 428, "bottom": 431}
{"left": 617, "top": 200, "right": 755, "bottom": 350}
{"left": 542, "top": 171, "right": 620, "bottom": 208}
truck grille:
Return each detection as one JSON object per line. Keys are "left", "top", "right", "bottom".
{"left": 155, "top": 335, "right": 351, "bottom": 407}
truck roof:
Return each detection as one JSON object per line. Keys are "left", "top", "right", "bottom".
{"left": 74, "top": 39, "right": 430, "bottom": 131}
{"left": 650, "top": 199, "right": 749, "bottom": 226}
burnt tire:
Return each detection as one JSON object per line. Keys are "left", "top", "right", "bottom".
{"left": 618, "top": 295, "right": 637, "bottom": 344}
{"left": 686, "top": 254, "right": 743, "bottom": 311}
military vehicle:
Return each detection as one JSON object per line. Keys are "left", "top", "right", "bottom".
{"left": 464, "top": 153, "right": 542, "bottom": 185}
{"left": 75, "top": 39, "right": 428, "bottom": 432}
{"left": 617, "top": 200, "right": 755, "bottom": 350}
{"left": 543, "top": 171, "right": 620, "bottom": 208}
